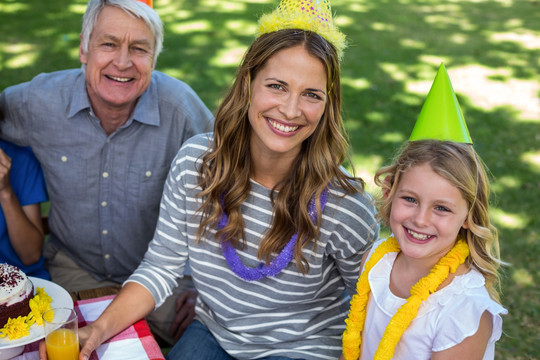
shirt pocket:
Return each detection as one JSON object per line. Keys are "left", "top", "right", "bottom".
{"left": 126, "top": 164, "right": 170, "bottom": 214}
{"left": 39, "top": 149, "right": 88, "bottom": 201}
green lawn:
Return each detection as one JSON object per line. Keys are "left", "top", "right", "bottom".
{"left": 1, "top": 0, "right": 538, "bottom": 358}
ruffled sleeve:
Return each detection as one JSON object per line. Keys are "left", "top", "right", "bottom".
{"left": 431, "top": 270, "right": 507, "bottom": 353}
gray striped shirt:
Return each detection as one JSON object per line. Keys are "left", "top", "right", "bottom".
{"left": 128, "top": 133, "right": 379, "bottom": 359}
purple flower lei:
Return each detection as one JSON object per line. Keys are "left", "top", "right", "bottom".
{"left": 219, "top": 189, "right": 328, "bottom": 281}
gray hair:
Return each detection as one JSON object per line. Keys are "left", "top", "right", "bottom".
{"left": 81, "top": 0, "right": 163, "bottom": 65}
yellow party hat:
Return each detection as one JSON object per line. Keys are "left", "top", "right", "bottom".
{"left": 257, "top": 0, "right": 346, "bottom": 59}
{"left": 409, "top": 63, "right": 472, "bottom": 144}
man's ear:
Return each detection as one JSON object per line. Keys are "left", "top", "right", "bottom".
{"left": 79, "top": 34, "right": 87, "bottom": 65}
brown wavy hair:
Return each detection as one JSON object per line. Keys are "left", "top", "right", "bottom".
{"left": 196, "top": 29, "right": 363, "bottom": 274}
{"left": 374, "top": 140, "right": 504, "bottom": 302}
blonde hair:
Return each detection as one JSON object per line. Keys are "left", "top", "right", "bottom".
{"left": 196, "top": 29, "right": 362, "bottom": 273}
{"left": 374, "top": 140, "right": 504, "bottom": 302}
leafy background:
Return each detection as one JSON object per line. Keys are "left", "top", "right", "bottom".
{"left": 0, "top": 0, "right": 538, "bottom": 358}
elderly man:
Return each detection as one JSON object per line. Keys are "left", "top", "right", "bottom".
{"left": 0, "top": 0, "right": 212, "bottom": 345}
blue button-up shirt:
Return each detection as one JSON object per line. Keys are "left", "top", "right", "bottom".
{"left": 1, "top": 68, "right": 213, "bottom": 282}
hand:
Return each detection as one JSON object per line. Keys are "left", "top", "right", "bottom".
{"left": 169, "top": 288, "right": 197, "bottom": 342}
{"left": 0, "top": 148, "right": 12, "bottom": 193}
{"left": 38, "top": 324, "right": 105, "bottom": 360}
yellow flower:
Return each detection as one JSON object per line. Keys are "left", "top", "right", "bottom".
{"left": 26, "top": 295, "right": 53, "bottom": 326}
{"left": 35, "top": 287, "right": 52, "bottom": 303}
{"left": 0, "top": 316, "right": 30, "bottom": 340}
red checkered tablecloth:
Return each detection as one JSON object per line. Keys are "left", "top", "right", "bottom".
{"left": 13, "top": 295, "right": 165, "bottom": 360}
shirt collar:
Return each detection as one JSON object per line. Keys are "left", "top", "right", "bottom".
{"left": 67, "top": 68, "right": 160, "bottom": 127}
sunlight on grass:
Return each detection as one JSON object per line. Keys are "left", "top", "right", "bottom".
{"left": 224, "top": 20, "right": 257, "bottom": 35}
{"left": 363, "top": 111, "right": 387, "bottom": 124}
{"left": 201, "top": 0, "right": 247, "bottom": 12}
{"left": 169, "top": 20, "right": 211, "bottom": 34}
{"left": 521, "top": 151, "right": 540, "bottom": 171}
{"left": 371, "top": 22, "right": 396, "bottom": 32}
{"left": 160, "top": 68, "right": 185, "bottom": 80}
{"left": 407, "top": 64, "right": 540, "bottom": 121}
{"left": 341, "top": 77, "right": 371, "bottom": 91}
{"left": 512, "top": 268, "right": 534, "bottom": 287}
{"left": 380, "top": 132, "right": 405, "bottom": 144}
{"left": 400, "top": 38, "right": 425, "bottom": 49}
{"left": 3, "top": 43, "right": 37, "bottom": 69}
{"left": 491, "top": 208, "right": 527, "bottom": 230}
{"left": 67, "top": 4, "right": 87, "bottom": 15}
{"left": 352, "top": 154, "right": 384, "bottom": 191}
{"left": 210, "top": 42, "right": 247, "bottom": 67}
{"left": 335, "top": 15, "right": 353, "bottom": 27}
{"left": 379, "top": 63, "right": 408, "bottom": 81}
{"left": 0, "top": 3, "right": 29, "bottom": 12}
{"left": 492, "top": 176, "right": 521, "bottom": 193}
{"left": 491, "top": 31, "right": 540, "bottom": 50}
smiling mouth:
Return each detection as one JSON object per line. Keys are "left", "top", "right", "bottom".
{"left": 407, "top": 228, "right": 433, "bottom": 241}
{"left": 106, "top": 75, "right": 133, "bottom": 83}
{"left": 267, "top": 119, "right": 299, "bottom": 133}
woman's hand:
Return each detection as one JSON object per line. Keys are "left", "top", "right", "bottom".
{"left": 38, "top": 324, "right": 105, "bottom": 360}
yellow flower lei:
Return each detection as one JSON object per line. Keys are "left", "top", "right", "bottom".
{"left": 342, "top": 236, "right": 470, "bottom": 360}
{"left": 0, "top": 286, "right": 54, "bottom": 340}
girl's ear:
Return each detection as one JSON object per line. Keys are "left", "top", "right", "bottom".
{"left": 462, "top": 218, "right": 469, "bottom": 229}
{"left": 383, "top": 175, "right": 393, "bottom": 200}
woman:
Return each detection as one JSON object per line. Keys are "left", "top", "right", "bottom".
{"left": 70, "top": 1, "right": 379, "bottom": 359}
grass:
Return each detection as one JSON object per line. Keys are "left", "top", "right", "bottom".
{"left": 1, "top": 0, "right": 538, "bottom": 358}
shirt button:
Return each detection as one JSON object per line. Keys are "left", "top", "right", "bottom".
{"left": 101, "top": 201, "right": 107, "bottom": 207}
{"left": 102, "top": 172, "right": 109, "bottom": 178}
{"left": 104, "top": 254, "right": 111, "bottom": 260}
{"left": 61, "top": 156, "right": 68, "bottom": 162}
{"left": 102, "top": 229, "right": 108, "bottom": 235}
{"left": 145, "top": 171, "right": 152, "bottom": 177}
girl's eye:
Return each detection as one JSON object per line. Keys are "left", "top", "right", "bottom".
{"left": 435, "top": 205, "right": 451, "bottom": 212}
{"left": 402, "top": 196, "right": 416, "bottom": 203}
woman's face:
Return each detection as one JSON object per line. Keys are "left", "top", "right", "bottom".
{"left": 247, "top": 45, "right": 327, "bottom": 163}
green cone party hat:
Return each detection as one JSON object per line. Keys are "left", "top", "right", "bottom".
{"left": 409, "top": 63, "right": 472, "bottom": 144}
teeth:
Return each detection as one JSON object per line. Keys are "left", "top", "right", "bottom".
{"left": 109, "top": 76, "right": 131, "bottom": 82}
{"left": 269, "top": 119, "right": 299, "bottom": 133}
{"left": 407, "top": 229, "right": 430, "bottom": 240}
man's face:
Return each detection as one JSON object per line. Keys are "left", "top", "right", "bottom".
{"left": 80, "top": 5, "right": 155, "bottom": 114}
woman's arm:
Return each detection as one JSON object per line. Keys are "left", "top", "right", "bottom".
{"left": 431, "top": 310, "right": 493, "bottom": 360}
{"left": 39, "top": 282, "right": 156, "bottom": 360}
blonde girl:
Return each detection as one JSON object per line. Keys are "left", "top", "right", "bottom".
{"left": 342, "top": 140, "right": 507, "bottom": 360}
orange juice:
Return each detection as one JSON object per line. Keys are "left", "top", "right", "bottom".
{"left": 46, "top": 328, "right": 79, "bottom": 360}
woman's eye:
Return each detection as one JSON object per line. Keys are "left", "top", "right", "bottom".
{"left": 268, "top": 84, "right": 283, "bottom": 90}
{"left": 306, "top": 92, "right": 322, "bottom": 100}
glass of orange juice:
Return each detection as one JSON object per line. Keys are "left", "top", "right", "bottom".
{"left": 43, "top": 308, "right": 80, "bottom": 360}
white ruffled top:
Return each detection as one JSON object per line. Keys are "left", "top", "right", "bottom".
{"left": 360, "top": 239, "right": 507, "bottom": 360}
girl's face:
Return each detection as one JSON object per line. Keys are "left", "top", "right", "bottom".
{"left": 247, "top": 45, "right": 327, "bottom": 163}
{"left": 388, "top": 163, "right": 469, "bottom": 264}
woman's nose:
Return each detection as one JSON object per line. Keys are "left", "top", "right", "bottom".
{"left": 279, "top": 95, "right": 301, "bottom": 120}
